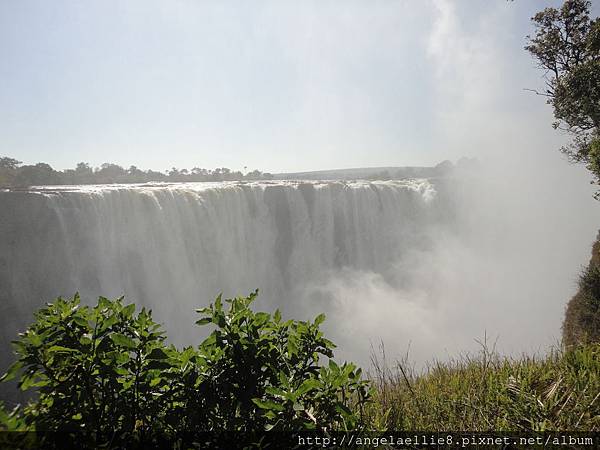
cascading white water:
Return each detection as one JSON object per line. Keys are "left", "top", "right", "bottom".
{"left": 0, "top": 179, "right": 447, "bottom": 361}
{"left": 3, "top": 173, "right": 598, "bottom": 407}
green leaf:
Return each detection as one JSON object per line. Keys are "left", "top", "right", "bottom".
{"left": 214, "top": 295, "right": 222, "bottom": 312}
{"left": 278, "top": 371, "right": 289, "bottom": 388}
{"left": 97, "top": 297, "right": 110, "bottom": 310}
{"left": 296, "top": 379, "right": 320, "bottom": 396}
{"left": 255, "top": 312, "right": 270, "bottom": 325}
{"left": 322, "top": 338, "right": 336, "bottom": 349}
{"left": 98, "top": 314, "right": 119, "bottom": 332}
{"left": 114, "top": 367, "right": 129, "bottom": 376}
{"left": 265, "top": 386, "right": 285, "bottom": 398}
{"left": 215, "top": 313, "right": 226, "bottom": 328}
{"left": 47, "top": 345, "right": 77, "bottom": 354}
{"left": 26, "top": 332, "right": 42, "bottom": 348}
{"left": 147, "top": 347, "right": 169, "bottom": 360}
{"left": 146, "top": 360, "right": 172, "bottom": 370}
{"left": 20, "top": 374, "right": 46, "bottom": 391}
{"left": 195, "top": 317, "right": 212, "bottom": 326}
{"left": 329, "top": 359, "right": 339, "bottom": 372}
{"left": 0, "top": 361, "right": 24, "bottom": 383}
{"left": 110, "top": 333, "right": 136, "bottom": 348}
{"left": 287, "top": 338, "right": 298, "bottom": 356}
{"left": 314, "top": 313, "right": 326, "bottom": 326}
{"left": 122, "top": 303, "right": 135, "bottom": 318}
{"left": 252, "top": 398, "right": 285, "bottom": 412}
{"left": 72, "top": 316, "right": 89, "bottom": 328}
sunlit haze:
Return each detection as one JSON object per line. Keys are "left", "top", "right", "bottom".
{"left": 2, "top": 0, "right": 598, "bottom": 173}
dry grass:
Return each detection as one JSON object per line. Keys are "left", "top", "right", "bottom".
{"left": 366, "top": 342, "right": 600, "bottom": 431}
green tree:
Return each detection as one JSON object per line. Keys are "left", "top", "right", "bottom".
{"left": 95, "top": 163, "right": 127, "bottom": 184}
{"left": 14, "top": 163, "right": 60, "bottom": 187}
{"left": 0, "top": 156, "right": 22, "bottom": 186}
{"left": 0, "top": 157, "right": 22, "bottom": 170}
{"left": 525, "top": 0, "right": 600, "bottom": 195}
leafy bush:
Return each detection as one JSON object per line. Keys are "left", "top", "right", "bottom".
{"left": 0, "top": 291, "right": 370, "bottom": 448}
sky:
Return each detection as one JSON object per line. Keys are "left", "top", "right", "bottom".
{"left": 1, "top": 0, "right": 599, "bottom": 173}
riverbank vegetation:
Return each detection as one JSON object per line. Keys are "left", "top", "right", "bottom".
{"left": 563, "top": 235, "right": 600, "bottom": 347}
{"left": 367, "top": 343, "right": 599, "bottom": 432}
{"left": 0, "top": 157, "right": 274, "bottom": 187}
{"left": 1, "top": 293, "right": 598, "bottom": 447}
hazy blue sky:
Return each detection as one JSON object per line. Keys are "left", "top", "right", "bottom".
{"left": 1, "top": 0, "right": 597, "bottom": 173}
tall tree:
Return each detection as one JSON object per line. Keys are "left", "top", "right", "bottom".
{"left": 0, "top": 157, "right": 22, "bottom": 170}
{"left": 525, "top": 0, "right": 600, "bottom": 196}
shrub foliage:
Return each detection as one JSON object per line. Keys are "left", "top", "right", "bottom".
{"left": 563, "top": 237, "right": 600, "bottom": 347}
{"left": 0, "top": 291, "right": 370, "bottom": 448}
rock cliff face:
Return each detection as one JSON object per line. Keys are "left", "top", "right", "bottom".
{"left": 563, "top": 232, "right": 600, "bottom": 346}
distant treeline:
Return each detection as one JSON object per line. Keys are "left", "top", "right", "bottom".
{"left": 276, "top": 158, "right": 480, "bottom": 181}
{"left": 0, "top": 156, "right": 274, "bottom": 187}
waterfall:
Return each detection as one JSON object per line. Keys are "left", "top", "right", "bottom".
{"left": 0, "top": 179, "right": 444, "bottom": 357}
{"left": 2, "top": 174, "right": 597, "bottom": 406}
